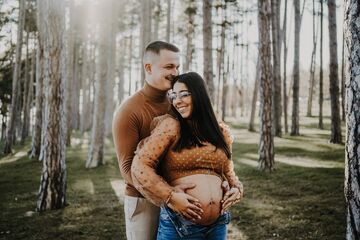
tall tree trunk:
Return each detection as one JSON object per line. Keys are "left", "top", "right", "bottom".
{"left": 140, "top": 0, "right": 152, "bottom": 86}
{"left": 21, "top": 31, "right": 30, "bottom": 144}
{"left": 36, "top": 0, "right": 67, "bottom": 211}
{"left": 282, "top": 0, "right": 288, "bottom": 133}
{"left": 203, "top": 0, "right": 215, "bottom": 103}
{"left": 291, "top": 0, "right": 300, "bottom": 136}
{"left": 258, "top": 0, "right": 274, "bottom": 172}
{"left": 184, "top": 0, "right": 196, "bottom": 72}
{"left": 344, "top": 0, "right": 360, "bottom": 237}
{"left": 217, "top": 3, "right": 226, "bottom": 115}
{"left": 23, "top": 49, "right": 35, "bottom": 144}
{"left": 166, "top": 0, "right": 171, "bottom": 42}
{"left": 306, "top": 0, "right": 318, "bottom": 117}
{"left": 318, "top": 0, "right": 324, "bottom": 129}
{"left": 249, "top": 56, "right": 260, "bottom": 132}
{"left": 3, "top": 0, "right": 25, "bottom": 154}
{"left": 327, "top": 0, "right": 342, "bottom": 143}
{"left": 29, "top": 41, "right": 44, "bottom": 159}
{"left": 271, "top": 0, "right": 282, "bottom": 137}
{"left": 341, "top": 29, "right": 345, "bottom": 122}
{"left": 152, "top": 0, "right": 161, "bottom": 40}
{"left": 66, "top": 2, "right": 75, "bottom": 146}
{"left": 105, "top": 3, "right": 117, "bottom": 137}
{"left": 86, "top": 1, "right": 111, "bottom": 168}
{"left": 117, "top": 39, "right": 125, "bottom": 105}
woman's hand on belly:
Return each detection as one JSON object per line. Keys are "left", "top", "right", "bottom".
{"left": 171, "top": 174, "right": 224, "bottom": 226}
{"left": 167, "top": 191, "right": 203, "bottom": 221}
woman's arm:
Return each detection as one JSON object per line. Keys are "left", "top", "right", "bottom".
{"left": 131, "top": 116, "right": 203, "bottom": 219}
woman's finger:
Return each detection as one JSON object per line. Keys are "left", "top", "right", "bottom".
{"left": 186, "top": 208, "right": 201, "bottom": 220}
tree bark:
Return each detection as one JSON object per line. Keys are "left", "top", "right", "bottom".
{"left": 203, "top": 0, "right": 215, "bottom": 103}
{"left": 258, "top": 0, "right": 274, "bottom": 172}
{"left": 318, "top": 0, "right": 324, "bottom": 129}
{"left": 282, "top": 0, "right": 288, "bottom": 133}
{"left": 3, "top": 0, "right": 25, "bottom": 154}
{"left": 327, "top": 0, "right": 342, "bottom": 143}
{"left": 166, "top": 0, "right": 171, "bottom": 42}
{"left": 291, "top": 0, "right": 300, "bottom": 136}
{"left": 86, "top": 1, "right": 111, "bottom": 168}
{"left": 140, "top": 0, "right": 152, "bottom": 86}
{"left": 344, "top": 0, "right": 360, "bottom": 238}
{"left": 249, "top": 55, "right": 260, "bottom": 132}
{"left": 184, "top": 0, "right": 196, "bottom": 72}
{"left": 21, "top": 31, "right": 30, "bottom": 144}
{"left": 36, "top": 0, "right": 67, "bottom": 211}
{"left": 271, "top": 0, "right": 282, "bottom": 137}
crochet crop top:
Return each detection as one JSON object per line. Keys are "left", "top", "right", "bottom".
{"left": 131, "top": 114, "right": 242, "bottom": 206}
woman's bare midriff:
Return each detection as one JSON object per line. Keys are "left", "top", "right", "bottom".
{"left": 170, "top": 174, "right": 223, "bottom": 226}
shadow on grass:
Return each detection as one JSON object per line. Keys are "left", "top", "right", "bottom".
{"left": 0, "top": 144, "right": 126, "bottom": 240}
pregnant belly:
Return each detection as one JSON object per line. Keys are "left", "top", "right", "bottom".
{"left": 170, "top": 174, "right": 223, "bottom": 226}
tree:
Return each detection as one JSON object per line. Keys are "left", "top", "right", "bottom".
{"left": 203, "top": 0, "right": 215, "bottom": 103}
{"left": 86, "top": 0, "right": 111, "bottom": 168}
{"left": 3, "top": 0, "right": 25, "bottom": 154}
{"left": 318, "top": 0, "right": 324, "bottom": 129}
{"left": 184, "top": 0, "right": 196, "bottom": 72}
{"left": 258, "top": 0, "right": 274, "bottom": 172}
{"left": 249, "top": 55, "right": 260, "bottom": 132}
{"left": 140, "top": 0, "right": 152, "bottom": 86}
{"left": 270, "top": 0, "right": 282, "bottom": 137}
{"left": 327, "top": 0, "right": 342, "bottom": 143}
{"left": 36, "top": 0, "right": 67, "bottom": 211}
{"left": 282, "top": 0, "right": 288, "bottom": 133}
{"left": 291, "top": 0, "right": 300, "bottom": 136}
{"left": 344, "top": 0, "right": 360, "bottom": 237}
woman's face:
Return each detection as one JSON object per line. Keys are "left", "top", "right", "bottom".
{"left": 170, "top": 82, "right": 193, "bottom": 119}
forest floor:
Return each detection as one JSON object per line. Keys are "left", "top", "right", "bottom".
{"left": 0, "top": 115, "right": 345, "bottom": 240}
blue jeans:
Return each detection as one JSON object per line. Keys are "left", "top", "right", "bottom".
{"left": 157, "top": 207, "right": 231, "bottom": 240}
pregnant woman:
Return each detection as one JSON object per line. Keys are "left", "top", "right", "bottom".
{"left": 131, "top": 72, "right": 243, "bottom": 239}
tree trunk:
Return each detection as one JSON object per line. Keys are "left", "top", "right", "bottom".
{"left": 184, "top": 0, "right": 196, "bottom": 72}
{"left": 29, "top": 41, "right": 44, "bottom": 159}
{"left": 117, "top": 39, "right": 125, "bottom": 105}
{"left": 318, "top": 0, "right": 324, "bottom": 129}
{"left": 36, "top": 0, "right": 67, "bottom": 212}
{"left": 341, "top": 29, "right": 345, "bottom": 122}
{"left": 327, "top": 0, "right": 342, "bottom": 143}
{"left": 66, "top": 2, "right": 75, "bottom": 146}
{"left": 344, "top": 0, "right": 360, "bottom": 237}
{"left": 270, "top": 0, "right": 282, "bottom": 137}
{"left": 258, "top": 0, "right": 274, "bottom": 172}
{"left": 140, "top": 0, "right": 152, "bottom": 86}
{"left": 203, "top": 0, "right": 215, "bottom": 103}
{"left": 166, "top": 0, "right": 171, "bottom": 42}
{"left": 291, "top": 0, "right": 300, "bottom": 136}
{"left": 282, "top": 0, "right": 288, "bottom": 133}
{"left": 86, "top": 1, "right": 111, "bottom": 168}
{"left": 249, "top": 56, "right": 260, "bottom": 132}
{"left": 21, "top": 31, "right": 30, "bottom": 144}
{"left": 3, "top": 0, "right": 25, "bottom": 154}
{"left": 152, "top": 0, "right": 161, "bottom": 41}
{"left": 105, "top": 3, "right": 117, "bottom": 137}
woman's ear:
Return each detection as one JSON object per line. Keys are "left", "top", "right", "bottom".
{"left": 144, "top": 63, "right": 152, "bottom": 74}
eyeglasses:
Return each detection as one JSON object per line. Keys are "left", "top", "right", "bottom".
{"left": 168, "top": 91, "right": 191, "bottom": 102}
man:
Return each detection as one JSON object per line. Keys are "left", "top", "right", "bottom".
{"left": 112, "top": 41, "right": 201, "bottom": 240}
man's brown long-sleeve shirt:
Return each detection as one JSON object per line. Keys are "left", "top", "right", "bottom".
{"left": 112, "top": 82, "right": 170, "bottom": 197}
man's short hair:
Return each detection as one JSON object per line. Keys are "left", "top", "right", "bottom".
{"left": 144, "top": 41, "right": 180, "bottom": 55}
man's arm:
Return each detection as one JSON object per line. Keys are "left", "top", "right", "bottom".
{"left": 112, "top": 106, "right": 139, "bottom": 185}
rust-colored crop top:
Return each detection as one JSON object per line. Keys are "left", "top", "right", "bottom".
{"left": 131, "top": 114, "right": 242, "bottom": 207}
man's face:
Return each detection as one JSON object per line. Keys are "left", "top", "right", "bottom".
{"left": 145, "top": 49, "right": 180, "bottom": 91}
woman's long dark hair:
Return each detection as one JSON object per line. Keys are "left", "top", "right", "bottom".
{"left": 170, "top": 72, "right": 231, "bottom": 159}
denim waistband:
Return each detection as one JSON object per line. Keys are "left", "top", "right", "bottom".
{"left": 160, "top": 207, "right": 231, "bottom": 238}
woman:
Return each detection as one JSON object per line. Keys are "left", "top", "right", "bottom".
{"left": 131, "top": 72, "right": 243, "bottom": 239}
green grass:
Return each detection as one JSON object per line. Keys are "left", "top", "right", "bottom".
{"left": 0, "top": 120, "right": 346, "bottom": 240}
{"left": 0, "top": 140, "right": 125, "bottom": 240}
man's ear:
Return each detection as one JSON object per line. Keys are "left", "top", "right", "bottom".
{"left": 144, "top": 63, "right": 152, "bottom": 74}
